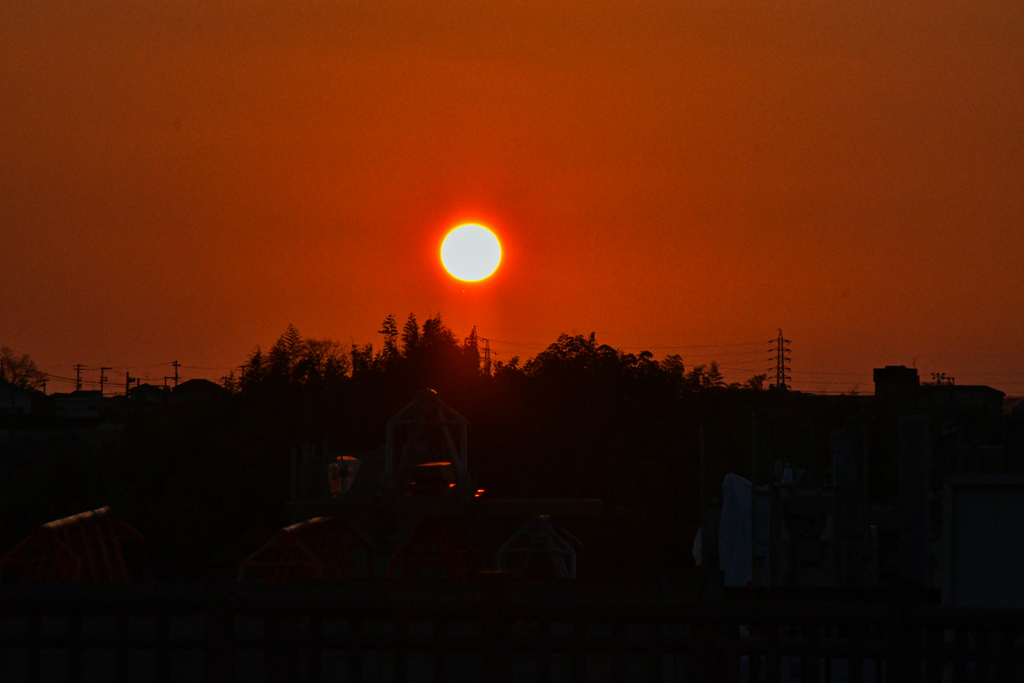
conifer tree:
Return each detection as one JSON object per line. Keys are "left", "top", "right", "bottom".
{"left": 401, "top": 314, "right": 419, "bottom": 358}
{"left": 268, "top": 324, "right": 303, "bottom": 382}
{"left": 377, "top": 314, "right": 400, "bottom": 365}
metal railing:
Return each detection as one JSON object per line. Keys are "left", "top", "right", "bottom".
{"left": 0, "top": 578, "right": 1021, "bottom": 682}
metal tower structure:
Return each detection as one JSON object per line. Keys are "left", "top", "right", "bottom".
{"left": 383, "top": 389, "right": 470, "bottom": 497}
{"left": 480, "top": 337, "right": 491, "bottom": 376}
{"left": 770, "top": 329, "right": 791, "bottom": 390}
{"left": 465, "top": 327, "right": 492, "bottom": 375}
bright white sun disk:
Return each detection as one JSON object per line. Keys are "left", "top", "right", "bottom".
{"left": 441, "top": 224, "right": 501, "bottom": 281}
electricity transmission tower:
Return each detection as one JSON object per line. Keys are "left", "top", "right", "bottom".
{"left": 769, "top": 329, "right": 791, "bottom": 390}
{"left": 464, "top": 327, "right": 492, "bottom": 375}
{"left": 479, "top": 337, "right": 491, "bottom": 375}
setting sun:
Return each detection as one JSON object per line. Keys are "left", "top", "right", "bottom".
{"left": 440, "top": 224, "right": 501, "bottom": 281}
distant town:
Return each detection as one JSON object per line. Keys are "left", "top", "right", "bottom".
{"left": 1, "top": 323, "right": 1022, "bottom": 680}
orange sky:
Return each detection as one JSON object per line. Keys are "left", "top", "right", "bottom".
{"left": 2, "top": 0, "right": 1022, "bottom": 394}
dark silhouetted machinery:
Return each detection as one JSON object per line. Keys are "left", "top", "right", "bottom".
{"left": 384, "top": 389, "right": 471, "bottom": 500}
{"left": 281, "top": 389, "right": 600, "bottom": 581}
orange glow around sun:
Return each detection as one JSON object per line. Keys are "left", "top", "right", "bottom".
{"left": 440, "top": 224, "right": 501, "bottom": 281}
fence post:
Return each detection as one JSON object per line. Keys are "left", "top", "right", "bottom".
{"left": 69, "top": 612, "right": 83, "bottom": 683}
{"left": 480, "top": 571, "right": 512, "bottom": 683}
{"left": 203, "top": 581, "right": 233, "bottom": 683}
{"left": 693, "top": 613, "right": 742, "bottom": 683}
{"left": 892, "top": 605, "right": 920, "bottom": 683}
{"left": 802, "top": 624, "right": 821, "bottom": 683}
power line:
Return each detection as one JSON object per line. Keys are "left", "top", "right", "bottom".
{"left": 790, "top": 370, "right": 873, "bottom": 377}
{"left": 49, "top": 362, "right": 176, "bottom": 370}
{"left": 485, "top": 337, "right": 765, "bottom": 350}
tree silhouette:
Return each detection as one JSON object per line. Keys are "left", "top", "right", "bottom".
{"left": 376, "top": 314, "right": 400, "bottom": 367}
{"left": 0, "top": 347, "right": 44, "bottom": 389}
{"left": 267, "top": 324, "right": 303, "bottom": 383}
{"left": 401, "top": 314, "right": 420, "bottom": 358}
{"left": 350, "top": 343, "right": 374, "bottom": 378}
{"left": 705, "top": 361, "right": 725, "bottom": 388}
{"left": 744, "top": 373, "right": 768, "bottom": 391}
{"left": 296, "top": 339, "right": 347, "bottom": 386}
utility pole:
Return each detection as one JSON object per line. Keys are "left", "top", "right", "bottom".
{"left": 769, "top": 329, "right": 791, "bottom": 390}
{"left": 40, "top": 379, "right": 46, "bottom": 395}
{"left": 172, "top": 360, "right": 180, "bottom": 387}
{"left": 99, "top": 367, "right": 111, "bottom": 396}
{"left": 125, "top": 372, "right": 134, "bottom": 397}
{"left": 75, "top": 364, "right": 84, "bottom": 392}
{"left": 6, "top": 363, "right": 12, "bottom": 442}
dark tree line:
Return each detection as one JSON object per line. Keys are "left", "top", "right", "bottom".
{"left": 227, "top": 316, "right": 767, "bottom": 397}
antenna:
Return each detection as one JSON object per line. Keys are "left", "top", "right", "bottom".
{"left": 769, "top": 329, "right": 791, "bottom": 390}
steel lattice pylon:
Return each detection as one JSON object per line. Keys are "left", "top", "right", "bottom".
{"left": 770, "top": 329, "right": 791, "bottom": 390}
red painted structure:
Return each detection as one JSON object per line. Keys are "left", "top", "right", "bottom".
{"left": 0, "top": 507, "right": 148, "bottom": 582}
{"left": 388, "top": 517, "right": 479, "bottom": 579}
{"left": 238, "top": 516, "right": 373, "bottom": 582}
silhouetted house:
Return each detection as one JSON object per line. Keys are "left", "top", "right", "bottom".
{"left": 919, "top": 382, "right": 1004, "bottom": 415}
{"left": 1008, "top": 402, "right": 1024, "bottom": 473}
{"left": 873, "top": 365, "right": 921, "bottom": 413}
{"left": 873, "top": 365, "right": 1004, "bottom": 417}
{"left": 700, "top": 365, "right": 1016, "bottom": 595}
{"left": 52, "top": 391, "right": 106, "bottom": 420}
{"left": 128, "top": 383, "right": 168, "bottom": 409}
{"left": 0, "top": 383, "right": 33, "bottom": 416}
{"left": 170, "top": 379, "right": 229, "bottom": 405}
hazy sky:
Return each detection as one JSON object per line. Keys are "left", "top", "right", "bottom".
{"left": 2, "top": 0, "right": 1022, "bottom": 393}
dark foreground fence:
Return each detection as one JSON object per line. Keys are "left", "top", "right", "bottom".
{"left": 0, "top": 578, "right": 1022, "bottom": 683}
